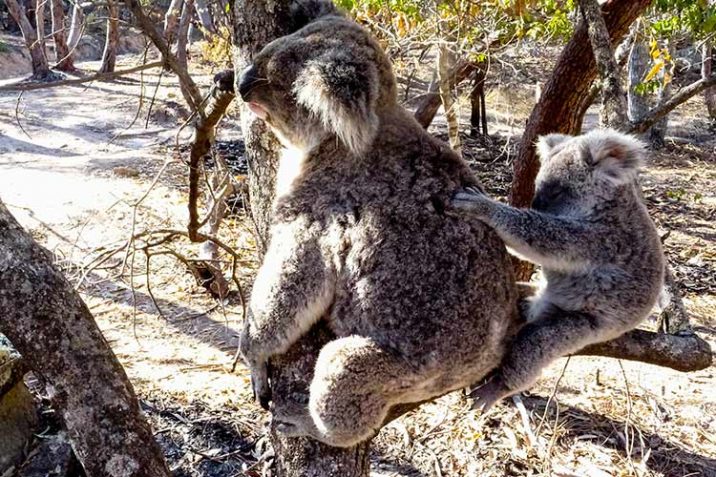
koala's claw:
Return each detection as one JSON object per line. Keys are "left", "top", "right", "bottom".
{"left": 469, "top": 377, "right": 509, "bottom": 414}
{"left": 452, "top": 186, "right": 488, "bottom": 210}
{"left": 250, "top": 363, "right": 272, "bottom": 410}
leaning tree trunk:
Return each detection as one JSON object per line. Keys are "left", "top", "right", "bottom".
{"left": 0, "top": 201, "right": 170, "bottom": 477}
{"left": 164, "top": 0, "right": 184, "bottom": 44}
{"left": 5, "top": 0, "right": 52, "bottom": 80}
{"left": 232, "top": 1, "right": 371, "bottom": 475}
{"left": 509, "top": 0, "right": 651, "bottom": 280}
{"left": 701, "top": 42, "right": 716, "bottom": 119}
{"left": 98, "top": 0, "right": 119, "bottom": 73}
{"left": 50, "top": 0, "right": 74, "bottom": 71}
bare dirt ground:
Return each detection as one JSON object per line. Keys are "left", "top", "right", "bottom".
{"left": 0, "top": 47, "right": 714, "bottom": 477}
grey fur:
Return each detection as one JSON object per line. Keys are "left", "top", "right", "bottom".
{"left": 453, "top": 129, "right": 665, "bottom": 411}
{"left": 237, "top": 10, "right": 519, "bottom": 447}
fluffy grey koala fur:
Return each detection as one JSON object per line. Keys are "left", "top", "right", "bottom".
{"left": 453, "top": 129, "right": 665, "bottom": 412}
{"left": 237, "top": 3, "right": 519, "bottom": 447}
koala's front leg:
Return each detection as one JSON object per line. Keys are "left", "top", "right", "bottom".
{"left": 453, "top": 188, "right": 602, "bottom": 271}
{"left": 240, "top": 221, "right": 335, "bottom": 409}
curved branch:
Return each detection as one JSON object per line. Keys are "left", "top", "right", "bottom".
{"left": 629, "top": 76, "right": 716, "bottom": 134}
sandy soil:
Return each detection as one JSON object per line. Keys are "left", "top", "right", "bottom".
{"left": 0, "top": 49, "right": 714, "bottom": 476}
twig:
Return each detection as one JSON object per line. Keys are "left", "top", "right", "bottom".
{"left": 14, "top": 91, "right": 31, "bottom": 139}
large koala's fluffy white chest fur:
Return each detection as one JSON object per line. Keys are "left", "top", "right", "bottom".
{"left": 274, "top": 146, "right": 309, "bottom": 203}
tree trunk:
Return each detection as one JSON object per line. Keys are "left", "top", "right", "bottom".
{"left": 469, "top": 67, "right": 487, "bottom": 137}
{"left": 98, "top": 0, "right": 119, "bottom": 73}
{"left": 0, "top": 201, "right": 171, "bottom": 477}
{"left": 232, "top": 2, "right": 371, "bottom": 475}
{"left": 164, "top": 0, "right": 184, "bottom": 44}
{"left": 194, "top": 0, "right": 215, "bottom": 35}
{"left": 50, "top": 0, "right": 74, "bottom": 71}
{"left": 627, "top": 37, "right": 650, "bottom": 123}
{"left": 578, "top": 0, "right": 629, "bottom": 129}
{"left": 175, "top": 0, "right": 194, "bottom": 71}
{"left": 510, "top": 0, "right": 650, "bottom": 210}
{"left": 438, "top": 43, "right": 462, "bottom": 155}
{"left": 34, "top": 0, "right": 48, "bottom": 66}
{"left": 66, "top": 1, "right": 84, "bottom": 52}
{"left": 701, "top": 42, "right": 716, "bottom": 119}
{"left": 5, "top": 0, "right": 52, "bottom": 80}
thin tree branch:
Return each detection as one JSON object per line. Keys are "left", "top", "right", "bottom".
{"left": 629, "top": 76, "right": 716, "bottom": 133}
{"left": 0, "top": 61, "right": 164, "bottom": 91}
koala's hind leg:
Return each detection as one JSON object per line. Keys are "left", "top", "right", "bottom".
{"left": 471, "top": 307, "right": 602, "bottom": 412}
{"left": 275, "top": 336, "right": 416, "bottom": 448}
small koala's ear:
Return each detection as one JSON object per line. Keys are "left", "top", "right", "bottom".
{"left": 295, "top": 53, "right": 379, "bottom": 156}
{"left": 584, "top": 129, "right": 645, "bottom": 186}
{"left": 290, "top": 0, "right": 341, "bottom": 31}
{"left": 536, "top": 133, "right": 571, "bottom": 161}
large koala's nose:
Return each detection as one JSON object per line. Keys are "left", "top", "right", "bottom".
{"left": 238, "top": 64, "right": 259, "bottom": 100}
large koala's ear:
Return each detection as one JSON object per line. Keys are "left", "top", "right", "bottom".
{"left": 294, "top": 52, "right": 379, "bottom": 156}
{"left": 536, "top": 133, "right": 571, "bottom": 161}
{"left": 583, "top": 129, "right": 645, "bottom": 186}
{"left": 290, "top": 0, "right": 341, "bottom": 31}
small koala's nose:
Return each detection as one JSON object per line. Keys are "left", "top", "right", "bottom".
{"left": 238, "top": 64, "right": 259, "bottom": 99}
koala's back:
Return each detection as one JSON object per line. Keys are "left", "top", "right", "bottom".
{"left": 277, "top": 110, "right": 519, "bottom": 395}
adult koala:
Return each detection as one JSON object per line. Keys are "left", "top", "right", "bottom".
{"left": 237, "top": 2, "right": 519, "bottom": 448}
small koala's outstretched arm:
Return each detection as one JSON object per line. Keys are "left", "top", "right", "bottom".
{"left": 240, "top": 219, "right": 335, "bottom": 407}
{"left": 453, "top": 188, "right": 601, "bottom": 271}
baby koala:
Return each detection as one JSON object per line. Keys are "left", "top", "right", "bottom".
{"left": 453, "top": 129, "right": 665, "bottom": 411}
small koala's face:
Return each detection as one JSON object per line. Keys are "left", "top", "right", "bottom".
{"left": 238, "top": 12, "right": 395, "bottom": 156}
{"left": 533, "top": 130, "right": 645, "bottom": 215}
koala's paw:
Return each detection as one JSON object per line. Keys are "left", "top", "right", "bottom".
{"left": 469, "top": 376, "right": 511, "bottom": 414}
{"left": 452, "top": 186, "right": 490, "bottom": 214}
{"left": 250, "top": 361, "right": 272, "bottom": 410}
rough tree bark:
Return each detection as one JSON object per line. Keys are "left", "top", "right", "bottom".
{"left": 0, "top": 201, "right": 170, "bottom": 477}
{"left": 232, "top": 2, "right": 371, "bottom": 475}
{"left": 99, "top": 0, "right": 120, "bottom": 73}
{"left": 704, "top": 42, "right": 716, "bottom": 119}
{"left": 50, "top": 0, "right": 74, "bottom": 71}
{"left": 578, "top": 0, "right": 629, "bottom": 128}
{"left": 627, "top": 34, "right": 650, "bottom": 123}
{"left": 5, "top": 0, "right": 52, "bottom": 80}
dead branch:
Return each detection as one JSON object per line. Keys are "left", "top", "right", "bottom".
{"left": 0, "top": 61, "right": 164, "bottom": 92}
{"left": 187, "top": 70, "right": 236, "bottom": 242}
{"left": 629, "top": 75, "right": 716, "bottom": 134}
